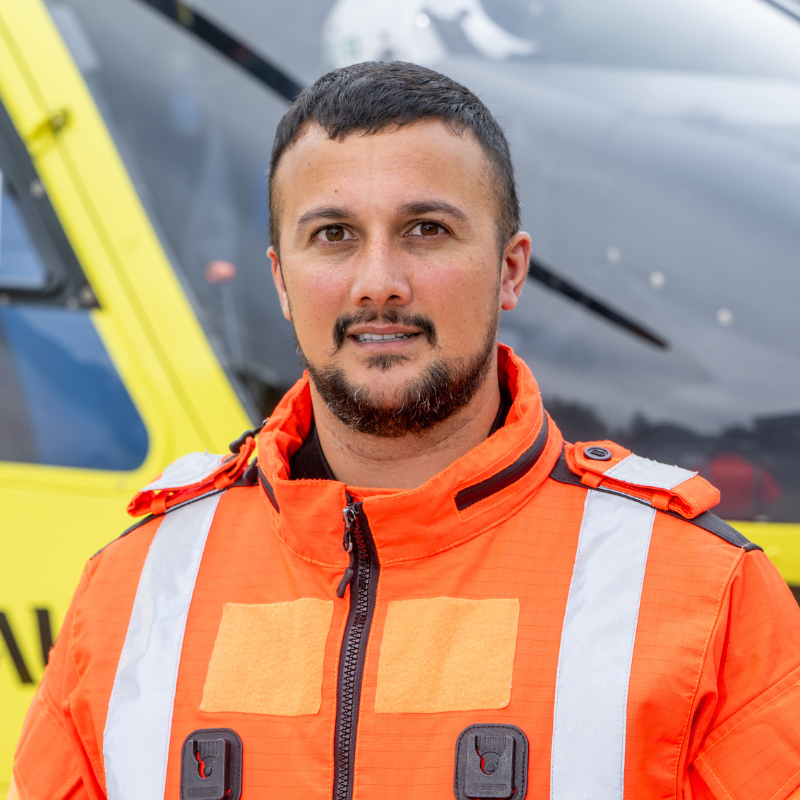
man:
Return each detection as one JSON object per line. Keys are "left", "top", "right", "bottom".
{"left": 10, "top": 61, "right": 800, "bottom": 800}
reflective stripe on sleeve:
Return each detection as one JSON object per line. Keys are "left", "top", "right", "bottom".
{"left": 551, "top": 490, "right": 656, "bottom": 800}
{"left": 103, "top": 492, "right": 223, "bottom": 800}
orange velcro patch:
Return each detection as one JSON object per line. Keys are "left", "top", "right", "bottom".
{"left": 200, "top": 599, "right": 333, "bottom": 716}
{"left": 565, "top": 441, "right": 720, "bottom": 519}
{"left": 127, "top": 438, "right": 255, "bottom": 518}
{"left": 375, "top": 597, "right": 520, "bottom": 714}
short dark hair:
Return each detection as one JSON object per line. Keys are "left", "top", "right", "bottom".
{"left": 268, "top": 61, "right": 520, "bottom": 253}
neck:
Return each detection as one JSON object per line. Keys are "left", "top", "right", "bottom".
{"left": 310, "top": 361, "right": 502, "bottom": 491}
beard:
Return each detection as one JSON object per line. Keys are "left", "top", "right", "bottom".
{"left": 298, "top": 303, "right": 499, "bottom": 438}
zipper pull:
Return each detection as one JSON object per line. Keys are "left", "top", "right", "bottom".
{"left": 337, "top": 503, "right": 359, "bottom": 598}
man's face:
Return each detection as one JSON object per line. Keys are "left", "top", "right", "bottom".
{"left": 269, "top": 120, "right": 529, "bottom": 435}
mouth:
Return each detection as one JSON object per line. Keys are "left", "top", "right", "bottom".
{"left": 332, "top": 311, "right": 437, "bottom": 352}
{"left": 353, "top": 332, "right": 419, "bottom": 343}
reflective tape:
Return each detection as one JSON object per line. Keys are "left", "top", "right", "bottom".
{"left": 604, "top": 453, "right": 696, "bottom": 490}
{"left": 104, "top": 493, "right": 222, "bottom": 800}
{"left": 142, "top": 451, "right": 225, "bottom": 491}
{"left": 551, "top": 490, "right": 656, "bottom": 800}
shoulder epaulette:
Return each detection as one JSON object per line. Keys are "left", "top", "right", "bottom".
{"left": 126, "top": 425, "right": 262, "bottom": 518}
{"left": 549, "top": 441, "right": 762, "bottom": 552}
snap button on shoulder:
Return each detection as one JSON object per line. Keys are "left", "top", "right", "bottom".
{"left": 585, "top": 446, "right": 612, "bottom": 461}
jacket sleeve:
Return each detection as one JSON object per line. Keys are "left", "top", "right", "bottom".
{"left": 11, "top": 564, "right": 104, "bottom": 800}
{"left": 687, "top": 549, "right": 800, "bottom": 800}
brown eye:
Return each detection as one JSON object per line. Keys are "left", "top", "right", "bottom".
{"left": 325, "top": 226, "right": 345, "bottom": 241}
{"left": 316, "top": 225, "right": 354, "bottom": 243}
{"left": 409, "top": 221, "right": 445, "bottom": 237}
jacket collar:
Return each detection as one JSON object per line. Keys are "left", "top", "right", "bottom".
{"left": 256, "top": 345, "right": 563, "bottom": 568}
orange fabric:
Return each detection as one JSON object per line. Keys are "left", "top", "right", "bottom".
{"left": 566, "top": 440, "right": 721, "bottom": 518}
{"left": 126, "top": 436, "right": 256, "bottom": 518}
{"left": 13, "top": 346, "right": 800, "bottom": 800}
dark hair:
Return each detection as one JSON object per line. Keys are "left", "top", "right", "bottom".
{"left": 268, "top": 61, "right": 520, "bottom": 252}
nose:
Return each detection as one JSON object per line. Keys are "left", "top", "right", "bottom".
{"left": 349, "top": 237, "right": 412, "bottom": 309}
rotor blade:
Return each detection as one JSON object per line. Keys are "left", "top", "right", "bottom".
{"left": 760, "top": 0, "right": 800, "bottom": 24}
{"left": 131, "top": 0, "right": 304, "bottom": 101}
{"left": 527, "top": 257, "right": 668, "bottom": 349}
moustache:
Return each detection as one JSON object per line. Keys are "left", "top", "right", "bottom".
{"left": 332, "top": 309, "right": 437, "bottom": 351}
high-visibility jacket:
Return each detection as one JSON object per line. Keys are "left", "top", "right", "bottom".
{"left": 11, "top": 346, "right": 800, "bottom": 800}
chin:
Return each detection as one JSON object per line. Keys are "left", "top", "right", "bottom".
{"left": 361, "top": 353, "right": 414, "bottom": 372}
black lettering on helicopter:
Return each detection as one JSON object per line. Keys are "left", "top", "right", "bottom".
{"left": 0, "top": 609, "right": 57, "bottom": 684}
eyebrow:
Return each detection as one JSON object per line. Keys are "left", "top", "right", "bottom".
{"left": 399, "top": 200, "right": 467, "bottom": 221}
{"left": 296, "top": 206, "right": 354, "bottom": 229}
{"left": 296, "top": 200, "right": 468, "bottom": 230}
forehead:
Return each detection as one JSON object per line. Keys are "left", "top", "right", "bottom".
{"left": 272, "top": 120, "right": 493, "bottom": 228}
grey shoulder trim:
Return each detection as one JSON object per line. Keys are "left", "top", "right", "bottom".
{"left": 91, "top": 514, "right": 157, "bottom": 559}
{"left": 548, "top": 452, "right": 762, "bottom": 552}
{"left": 688, "top": 510, "right": 763, "bottom": 552}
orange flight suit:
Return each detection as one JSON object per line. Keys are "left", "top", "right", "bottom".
{"left": 10, "top": 346, "right": 800, "bottom": 800}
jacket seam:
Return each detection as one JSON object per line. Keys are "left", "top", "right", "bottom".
{"left": 261, "top": 486, "right": 346, "bottom": 569}
{"left": 452, "top": 465, "right": 529, "bottom": 521}
{"left": 449, "top": 416, "right": 541, "bottom": 503}
{"left": 674, "top": 549, "right": 744, "bottom": 799}
{"left": 379, "top": 438, "right": 561, "bottom": 566}
{"left": 452, "top": 425, "right": 550, "bottom": 522}
{"left": 363, "top": 411, "right": 544, "bottom": 508}
{"left": 66, "top": 562, "right": 110, "bottom": 793}
{"left": 70, "top": 689, "right": 108, "bottom": 793}
{"left": 40, "top": 685, "right": 75, "bottom": 745}
{"left": 36, "top": 693, "right": 86, "bottom": 798}
{"left": 768, "top": 765, "right": 800, "bottom": 800}
{"left": 12, "top": 767, "right": 30, "bottom": 800}
{"left": 378, "top": 485, "right": 537, "bottom": 566}
{"left": 696, "top": 677, "right": 800, "bottom": 761}
{"left": 53, "top": 770, "right": 82, "bottom": 800}
{"left": 696, "top": 760, "right": 735, "bottom": 800}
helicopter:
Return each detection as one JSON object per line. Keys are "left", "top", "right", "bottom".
{"left": 1, "top": 0, "right": 800, "bottom": 788}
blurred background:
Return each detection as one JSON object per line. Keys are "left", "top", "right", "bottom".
{"left": 1, "top": 0, "right": 800, "bottom": 788}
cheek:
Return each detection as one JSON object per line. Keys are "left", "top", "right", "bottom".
{"left": 415, "top": 261, "right": 498, "bottom": 330}
{"left": 285, "top": 268, "right": 349, "bottom": 342}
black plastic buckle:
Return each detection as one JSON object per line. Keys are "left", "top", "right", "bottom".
{"left": 454, "top": 724, "right": 528, "bottom": 800}
{"left": 180, "top": 728, "right": 242, "bottom": 800}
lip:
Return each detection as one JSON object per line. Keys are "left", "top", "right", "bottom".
{"left": 348, "top": 325, "right": 421, "bottom": 337}
{"left": 347, "top": 325, "right": 422, "bottom": 348}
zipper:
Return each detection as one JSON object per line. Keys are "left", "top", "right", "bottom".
{"left": 332, "top": 495, "right": 380, "bottom": 800}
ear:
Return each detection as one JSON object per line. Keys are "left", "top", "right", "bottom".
{"left": 499, "top": 232, "right": 531, "bottom": 311}
{"left": 269, "top": 246, "right": 292, "bottom": 321}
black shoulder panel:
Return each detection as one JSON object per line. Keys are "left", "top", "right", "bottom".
{"left": 687, "top": 511, "right": 762, "bottom": 551}
{"left": 547, "top": 452, "right": 584, "bottom": 489}
{"left": 547, "top": 452, "right": 762, "bottom": 552}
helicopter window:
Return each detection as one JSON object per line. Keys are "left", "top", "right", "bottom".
{"left": 0, "top": 173, "right": 48, "bottom": 290}
{"left": 0, "top": 119, "right": 148, "bottom": 470}
{"left": 0, "top": 305, "right": 149, "bottom": 470}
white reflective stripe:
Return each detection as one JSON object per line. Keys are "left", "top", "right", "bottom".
{"left": 142, "top": 451, "right": 225, "bottom": 491}
{"left": 604, "top": 453, "right": 696, "bottom": 491}
{"left": 551, "top": 490, "right": 656, "bottom": 800}
{"left": 104, "top": 493, "right": 222, "bottom": 800}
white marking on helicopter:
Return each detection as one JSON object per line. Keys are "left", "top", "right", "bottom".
{"left": 323, "top": 0, "right": 537, "bottom": 70}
